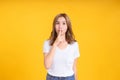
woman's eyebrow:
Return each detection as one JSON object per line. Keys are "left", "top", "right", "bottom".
{"left": 56, "top": 20, "right": 66, "bottom": 22}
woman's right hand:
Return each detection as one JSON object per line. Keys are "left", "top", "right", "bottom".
{"left": 53, "top": 30, "right": 64, "bottom": 46}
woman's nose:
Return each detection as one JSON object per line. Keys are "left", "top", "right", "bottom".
{"left": 59, "top": 24, "right": 62, "bottom": 30}
{"left": 59, "top": 27, "right": 62, "bottom": 29}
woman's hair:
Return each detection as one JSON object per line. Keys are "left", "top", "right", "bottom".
{"left": 49, "top": 13, "right": 76, "bottom": 45}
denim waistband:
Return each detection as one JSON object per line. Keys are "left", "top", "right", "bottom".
{"left": 46, "top": 73, "right": 75, "bottom": 80}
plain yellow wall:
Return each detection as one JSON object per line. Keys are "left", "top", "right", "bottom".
{"left": 0, "top": 0, "right": 120, "bottom": 80}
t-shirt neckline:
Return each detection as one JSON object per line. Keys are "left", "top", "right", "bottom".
{"left": 56, "top": 44, "right": 69, "bottom": 51}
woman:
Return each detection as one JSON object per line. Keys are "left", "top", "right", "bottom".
{"left": 43, "top": 13, "right": 80, "bottom": 80}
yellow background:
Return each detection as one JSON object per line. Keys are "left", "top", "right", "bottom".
{"left": 0, "top": 0, "right": 120, "bottom": 80}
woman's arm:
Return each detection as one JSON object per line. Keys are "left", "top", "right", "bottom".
{"left": 44, "top": 30, "right": 63, "bottom": 69}
{"left": 44, "top": 43, "right": 57, "bottom": 69}
{"left": 73, "top": 58, "right": 79, "bottom": 80}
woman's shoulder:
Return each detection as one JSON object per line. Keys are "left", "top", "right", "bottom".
{"left": 68, "top": 41, "right": 78, "bottom": 49}
{"left": 70, "top": 41, "right": 78, "bottom": 45}
{"left": 69, "top": 41, "right": 79, "bottom": 50}
{"left": 44, "top": 39, "right": 51, "bottom": 46}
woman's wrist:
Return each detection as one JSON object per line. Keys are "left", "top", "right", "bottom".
{"left": 53, "top": 42, "right": 57, "bottom": 47}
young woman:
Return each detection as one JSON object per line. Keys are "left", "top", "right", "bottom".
{"left": 43, "top": 13, "right": 80, "bottom": 80}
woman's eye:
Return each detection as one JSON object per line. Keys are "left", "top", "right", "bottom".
{"left": 56, "top": 22, "right": 59, "bottom": 24}
{"left": 63, "top": 22, "right": 66, "bottom": 25}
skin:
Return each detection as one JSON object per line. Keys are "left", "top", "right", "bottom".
{"left": 44, "top": 17, "right": 78, "bottom": 80}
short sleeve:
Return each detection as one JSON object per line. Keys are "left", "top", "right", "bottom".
{"left": 43, "top": 40, "right": 51, "bottom": 54}
{"left": 74, "top": 42, "right": 80, "bottom": 59}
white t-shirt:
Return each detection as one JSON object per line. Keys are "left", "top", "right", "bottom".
{"left": 43, "top": 40, "right": 80, "bottom": 77}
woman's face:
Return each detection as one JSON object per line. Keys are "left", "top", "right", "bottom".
{"left": 55, "top": 17, "right": 67, "bottom": 35}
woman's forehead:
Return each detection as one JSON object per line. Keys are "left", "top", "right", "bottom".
{"left": 56, "top": 17, "right": 66, "bottom": 22}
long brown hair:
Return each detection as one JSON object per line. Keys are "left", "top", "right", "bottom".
{"left": 49, "top": 13, "right": 76, "bottom": 45}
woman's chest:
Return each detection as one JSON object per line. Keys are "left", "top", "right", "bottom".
{"left": 53, "top": 47, "right": 75, "bottom": 64}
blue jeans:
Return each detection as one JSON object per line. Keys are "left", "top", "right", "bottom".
{"left": 46, "top": 73, "right": 75, "bottom": 80}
